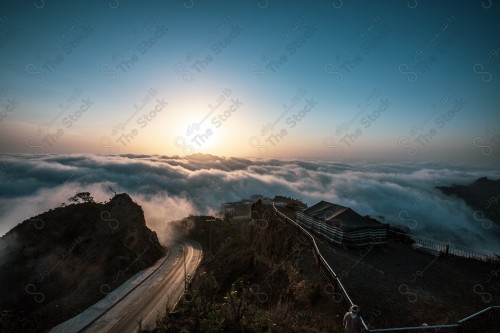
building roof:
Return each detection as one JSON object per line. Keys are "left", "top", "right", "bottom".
{"left": 273, "top": 196, "right": 307, "bottom": 208}
{"left": 303, "top": 200, "right": 385, "bottom": 230}
{"left": 303, "top": 200, "right": 348, "bottom": 219}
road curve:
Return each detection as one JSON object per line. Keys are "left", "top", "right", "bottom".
{"left": 83, "top": 239, "right": 202, "bottom": 333}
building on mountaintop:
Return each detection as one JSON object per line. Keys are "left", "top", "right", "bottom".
{"left": 297, "top": 200, "right": 388, "bottom": 247}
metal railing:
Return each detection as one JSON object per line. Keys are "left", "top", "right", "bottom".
{"left": 271, "top": 203, "right": 369, "bottom": 331}
{"left": 369, "top": 325, "right": 459, "bottom": 332}
{"left": 389, "top": 230, "right": 498, "bottom": 262}
{"left": 369, "top": 306, "right": 500, "bottom": 332}
{"left": 270, "top": 204, "right": 500, "bottom": 333}
{"left": 458, "top": 306, "right": 500, "bottom": 333}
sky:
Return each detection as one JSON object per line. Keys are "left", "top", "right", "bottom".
{"left": 0, "top": 0, "right": 499, "bottom": 164}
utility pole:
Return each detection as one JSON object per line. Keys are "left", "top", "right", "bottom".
{"left": 208, "top": 218, "right": 216, "bottom": 256}
{"left": 183, "top": 245, "right": 187, "bottom": 291}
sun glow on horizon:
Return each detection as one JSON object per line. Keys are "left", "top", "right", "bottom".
{"left": 0, "top": 1, "right": 498, "bottom": 166}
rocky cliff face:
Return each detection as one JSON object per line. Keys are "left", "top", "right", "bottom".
{"left": 0, "top": 193, "right": 164, "bottom": 332}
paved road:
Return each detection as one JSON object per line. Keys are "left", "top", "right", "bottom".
{"left": 81, "top": 239, "right": 202, "bottom": 333}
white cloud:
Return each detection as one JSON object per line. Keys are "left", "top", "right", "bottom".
{"left": 0, "top": 154, "right": 499, "bottom": 253}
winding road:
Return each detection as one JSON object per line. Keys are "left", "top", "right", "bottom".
{"left": 50, "top": 239, "right": 202, "bottom": 333}
{"left": 103, "top": 240, "right": 202, "bottom": 333}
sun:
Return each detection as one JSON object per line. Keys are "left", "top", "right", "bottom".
{"left": 189, "top": 126, "right": 221, "bottom": 151}
{"left": 155, "top": 110, "right": 223, "bottom": 155}
{"left": 158, "top": 88, "right": 247, "bottom": 156}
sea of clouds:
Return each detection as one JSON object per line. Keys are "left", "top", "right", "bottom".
{"left": 0, "top": 153, "right": 499, "bottom": 253}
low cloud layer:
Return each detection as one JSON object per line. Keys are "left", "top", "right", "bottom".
{"left": 0, "top": 153, "right": 499, "bottom": 253}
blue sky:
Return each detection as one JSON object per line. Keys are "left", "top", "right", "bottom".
{"left": 1, "top": 0, "right": 499, "bottom": 165}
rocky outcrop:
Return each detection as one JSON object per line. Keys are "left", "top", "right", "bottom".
{"left": 0, "top": 193, "right": 164, "bottom": 332}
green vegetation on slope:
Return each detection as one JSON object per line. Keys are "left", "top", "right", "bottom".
{"left": 153, "top": 202, "right": 345, "bottom": 333}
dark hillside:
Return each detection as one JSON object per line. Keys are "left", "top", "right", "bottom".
{"left": 156, "top": 202, "right": 345, "bottom": 332}
{"left": 0, "top": 193, "right": 164, "bottom": 332}
{"left": 437, "top": 177, "right": 500, "bottom": 227}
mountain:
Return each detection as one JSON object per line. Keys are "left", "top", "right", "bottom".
{"left": 437, "top": 177, "right": 500, "bottom": 226}
{"left": 0, "top": 193, "right": 164, "bottom": 332}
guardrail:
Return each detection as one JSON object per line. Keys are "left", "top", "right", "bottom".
{"left": 458, "top": 306, "right": 500, "bottom": 333}
{"left": 269, "top": 203, "right": 500, "bottom": 333}
{"left": 369, "top": 325, "right": 459, "bottom": 332}
{"left": 389, "top": 230, "right": 498, "bottom": 262}
{"left": 369, "top": 306, "right": 500, "bottom": 332}
{"left": 271, "top": 203, "right": 369, "bottom": 331}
